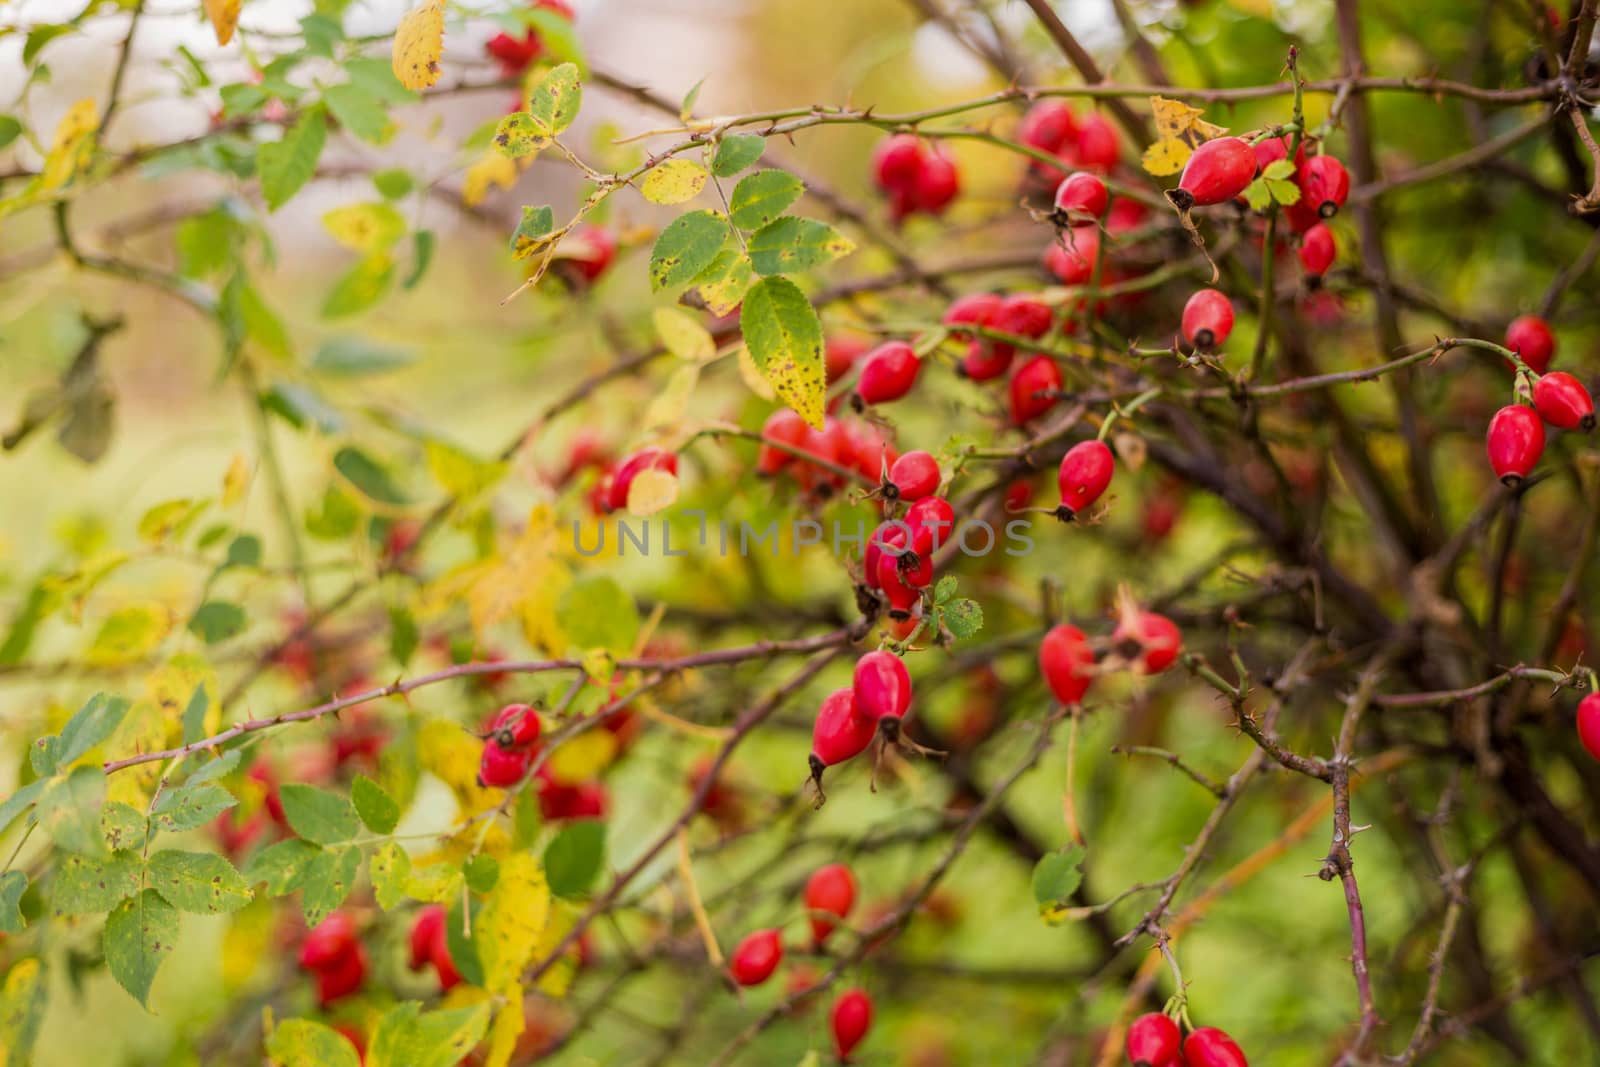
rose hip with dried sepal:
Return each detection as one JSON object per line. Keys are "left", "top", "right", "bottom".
{"left": 809, "top": 688, "right": 878, "bottom": 801}
{"left": 1172, "top": 137, "right": 1256, "bottom": 208}
{"left": 1056, "top": 440, "right": 1114, "bottom": 518}
{"left": 1532, "top": 372, "right": 1595, "bottom": 430}
{"left": 831, "top": 987, "right": 874, "bottom": 1060}
{"left": 1182, "top": 289, "right": 1234, "bottom": 350}
{"left": 884, "top": 451, "right": 941, "bottom": 502}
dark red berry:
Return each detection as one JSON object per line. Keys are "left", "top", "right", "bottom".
{"left": 477, "top": 740, "right": 533, "bottom": 788}
{"left": 1175, "top": 137, "right": 1256, "bottom": 208}
{"left": 1297, "top": 155, "right": 1349, "bottom": 218}
{"left": 1057, "top": 439, "right": 1114, "bottom": 517}
{"left": 1578, "top": 693, "right": 1600, "bottom": 762}
{"left": 872, "top": 134, "right": 925, "bottom": 191}
{"left": 1040, "top": 624, "right": 1095, "bottom": 705}
{"left": 1298, "top": 223, "right": 1336, "bottom": 277}
{"left": 992, "top": 294, "right": 1054, "bottom": 344}
{"left": 729, "top": 928, "right": 783, "bottom": 986}
{"left": 853, "top": 650, "right": 912, "bottom": 723}
{"left": 487, "top": 703, "right": 542, "bottom": 751}
{"left": 864, "top": 521, "right": 906, "bottom": 589}
{"left": 831, "top": 988, "right": 874, "bottom": 1060}
{"left": 1054, "top": 172, "right": 1109, "bottom": 221}
{"left": 1532, "top": 372, "right": 1595, "bottom": 431}
{"left": 875, "top": 552, "right": 926, "bottom": 618}
{"left": 886, "top": 451, "right": 941, "bottom": 501}
{"left": 854, "top": 341, "right": 921, "bottom": 406}
{"left": 1019, "top": 100, "right": 1078, "bottom": 155}
{"left": 315, "top": 943, "right": 367, "bottom": 1007}
{"left": 1126, "top": 1012, "right": 1182, "bottom": 1067}
{"left": 1505, "top": 315, "right": 1557, "bottom": 373}
{"left": 566, "top": 225, "right": 616, "bottom": 285}
{"left": 1183, "top": 1027, "right": 1248, "bottom": 1067}
{"left": 1486, "top": 404, "right": 1545, "bottom": 484}
{"left": 962, "top": 341, "right": 1014, "bottom": 381}
{"left": 805, "top": 863, "right": 857, "bottom": 945}
{"left": 408, "top": 905, "right": 444, "bottom": 972}
{"left": 1009, "top": 355, "right": 1062, "bottom": 425}
{"left": 1182, "top": 289, "right": 1234, "bottom": 350}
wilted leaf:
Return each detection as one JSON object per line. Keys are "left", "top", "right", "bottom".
{"left": 323, "top": 202, "right": 407, "bottom": 252}
{"left": 391, "top": 0, "right": 447, "bottom": 91}
{"left": 626, "top": 467, "right": 678, "bottom": 516}
{"left": 1141, "top": 136, "right": 1191, "bottom": 177}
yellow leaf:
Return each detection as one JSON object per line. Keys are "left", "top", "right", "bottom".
{"left": 644, "top": 364, "right": 699, "bottom": 431}
{"left": 323, "top": 202, "right": 407, "bottom": 252}
{"left": 1141, "top": 136, "right": 1192, "bottom": 177}
{"left": 545, "top": 729, "right": 618, "bottom": 785}
{"left": 462, "top": 150, "right": 516, "bottom": 207}
{"left": 0, "top": 958, "right": 43, "bottom": 1067}
{"left": 474, "top": 852, "right": 551, "bottom": 994}
{"left": 144, "top": 654, "right": 219, "bottom": 740}
{"left": 484, "top": 998, "right": 526, "bottom": 1067}
{"left": 222, "top": 452, "right": 252, "bottom": 508}
{"left": 87, "top": 603, "right": 172, "bottom": 666}
{"left": 427, "top": 506, "right": 572, "bottom": 653}
{"left": 221, "top": 900, "right": 275, "bottom": 990}
{"left": 39, "top": 98, "right": 98, "bottom": 192}
{"left": 626, "top": 467, "right": 678, "bottom": 516}
{"left": 391, "top": 0, "right": 447, "bottom": 91}
{"left": 203, "top": 0, "right": 241, "bottom": 45}
{"left": 1149, "top": 96, "right": 1208, "bottom": 141}
{"left": 652, "top": 306, "right": 716, "bottom": 362}
{"left": 640, "top": 160, "right": 708, "bottom": 205}
{"left": 737, "top": 345, "right": 776, "bottom": 401}
{"left": 103, "top": 701, "right": 167, "bottom": 808}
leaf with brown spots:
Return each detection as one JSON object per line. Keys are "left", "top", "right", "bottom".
{"left": 739, "top": 276, "right": 826, "bottom": 429}
{"left": 51, "top": 851, "right": 144, "bottom": 914}
{"left": 148, "top": 849, "right": 252, "bottom": 914}
{"left": 391, "top": 0, "right": 447, "bottom": 92}
{"left": 104, "top": 889, "right": 177, "bottom": 1007}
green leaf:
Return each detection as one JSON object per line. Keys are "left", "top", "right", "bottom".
{"left": 36, "top": 766, "right": 108, "bottom": 857}
{"left": 509, "top": 205, "right": 554, "bottom": 259}
{"left": 933, "top": 575, "right": 959, "bottom": 603}
{"left": 244, "top": 838, "right": 321, "bottom": 896}
{"left": 279, "top": 783, "right": 360, "bottom": 845}
{"left": 311, "top": 337, "right": 416, "bottom": 377}
{"left": 941, "top": 597, "right": 984, "bottom": 639}
{"left": 264, "top": 382, "right": 346, "bottom": 434}
{"left": 0, "top": 780, "right": 45, "bottom": 839}
{"left": 370, "top": 841, "right": 410, "bottom": 910}
{"left": 444, "top": 895, "right": 485, "bottom": 986}
{"left": 101, "top": 801, "right": 147, "bottom": 851}
{"left": 491, "top": 111, "right": 543, "bottom": 159}
{"left": 259, "top": 107, "right": 328, "bottom": 212}
{"left": 373, "top": 168, "right": 415, "bottom": 199}
{"left": 0, "top": 871, "right": 27, "bottom": 933}
{"left": 306, "top": 485, "right": 362, "bottom": 538}
{"left": 86, "top": 604, "right": 170, "bottom": 666}
{"left": 300, "top": 845, "right": 361, "bottom": 926}
{"left": 712, "top": 134, "right": 765, "bottom": 177}
{"left": 181, "top": 749, "right": 240, "bottom": 785}
{"left": 267, "top": 1018, "right": 362, "bottom": 1067}
{"left": 556, "top": 576, "right": 639, "bottom": 655}
{"left": 322, "top": 252, "right": 395, "bottom": 317}
{"left": 29, "top": 736, "right": 58, "bottom": 779}
{"left": 728, "top": 169, "right": 804, "bottom": 230}
{"left": 747, "top": 216, "right": 855, "bottom": 276}
{"left": 390, "top": 606, "right": 419, "bottom": 666}
{"left": 640, "top": 159, "right": 708, "bottom": 205}
{"left": 739, "top": 276, "right": 826, "bottom": 430}
{"left": 188, "top": 601, "right": 246, "bottom": 644}
{"left": 0, "top": 116, "right": 24, "bottom": 151}
{"left": 324, "top": 82, "right": 395, "bottom": 144}
{"left": 150, "top": 783, "right": 236, "bottom": 833}
{"left": 104, "top": 889, "right": 177, "bottom": 1007}
{"left": 1262, "top": 158, "right": 1297, "bottom": 180}
{"left": 544, "top": 819, "right": 605, "bottom": 898}
{"left": 323, "top": 202, "right": 408, "bottom": 252}
{"left": 148, "top": 849, "right": 252, "bottom": 914}
{"left": 334, "top": 446, "right": 409, "bottom": 506}
{"left": 1031, "top": 843, "right": 1086, "bottom": 908}
{"left": 679, "top": 76, "right": 705, "bottom": 121}
{"left": 463, "top": 854, "right": 499, "bottom": 894}
{"left": 352, "top": 775, "right": 400, "bottom": 835}
{"left": 525, "top": 62, "right": 582, "bottom": 138}
{"left": 224, "top": 535, "right": 262, "bottom": 569}
{"left": 55, "top": 692, "right": 132, "bottom": 767}
{"left": 138, "top": 498, "right": 208, "bottom": 544}
{"left": 404, "top": 230, "right": 435, "bottom": 289}
{"left": 650, "top": 209, "right": 728, "bottom": 292}
{"left": 368, "top": 1001, "right": 492, "bottom": 1067}
{"left": 51, "top": 851, "right": 144, "bottom": 914}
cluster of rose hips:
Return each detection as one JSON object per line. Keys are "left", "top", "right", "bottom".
{"left": 475, "top": 702, "right": 614, "bottom": 819}
{"left": 727, "top": 863, "right": 874, "bottom": 1060}
{"left": 756, "top": 408, "right": 896, "bottom": 499}
{"left": 1485, "top": 314, "right": 1594, "bottom": 485}
{"left": 1039, "top": 591, "right": 1182, "bottom": 706}
{"left": 871, "top": 134, "right": 960, "bottom": 222}
{"left": 809, "top": 648, "right": 926, "bottom": 797}
{"left": 1018, "top": 99, "right": 1123, "bottom": 177}
{"left": 298, "top": 911, "right": 368, "bottom": 1009}
{"left": 1126, "top": 1012, "right": 1248, "bottom": 1067}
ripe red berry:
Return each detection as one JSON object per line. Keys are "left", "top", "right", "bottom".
{"left": 962, "top": 341, "right": 1014, "bottom": 381}
{"left": 1251, "top": 134, "right": 1306, "bottom": 173}
{"left": 477, "top": 740, "right": 533, "bottom": 788}
{"left": 1054, "top": 172, "right": 1109, "bottom": 221}
{"left": 315, "top": 942, "right": 368, "bottom": 1008}
{"left": 1115, "top": 606, "right": 1183, "bottom": 674}
{"left": 1486, "top": 404, "right": 1545, "bottom": 485}
{"left": 992, "top": 294, "right": 1055, "bottom": 345}
{"left": 728, "top": 928, "right": 783, "bottom": 987}
{"left": 1532, "top": 372, "right": 1595, "bottom": 430}
{"left": 877, "top": 545, "right": 932, "bottom": 603}
{"left": 873, "top": 134, "right": 925, "bottom": 191}
{"left": 1126, "top": 1012, "right": 1182, "bottom": 1067}
{"left": 1175, "top": 137, "right": 1256, "bottom": 208}
{"left": 804, "top": 863, "right": 857, "bottom": 945}
{"left": 1577, "top": 693, "right": 1600, "bottom": 762}
{"left": 408, "top": 904, "right": 445, "bottom": 971}
{"left": 905, "top": 495, "right": 956, "bottom": 560}
{"left": 913, "top": 151, "right": 960, "bottom": 215}
{"left": 853, "top": 649, "right": 913, "bottom": 723}
{"left": 1182, "top": 289, "right": 1234, "bottom": 350}
{"left": 566, "top": 224, "right": 616, "bottom": 285}
{"left": 1009, "top": 355, "right": 1063, "bottom": 425}
{"left": 1297, "top": 155, "right": 1349, "bottom": 218}
{"left": 1057, "top": 439, "right": 1114, "bottom": 517}
{"left": 1298, "top": 223, "right": 1336, "bottom": 277}
{"left": 1044, "top": 229, "right": 1099, "bottom": 285}
{"left": 1019, "top": 100, "right": 1078, "bottom": 155}
{"left": 1183, "top": 1026, "right": 1249, "bottom": 1067}
{"left": 942, "top": 292, "right": 1003, "bottom": 342}
{"left": 854, "top": 341, "right": 921, "bottom": 406}
{"left": 831, "top": 987, "right": 874, "bottom": 1060}
{"left": 1074, "top": 112, "right": 1121, "bottom": 170}
{"left": 300, "top": 912, "right": 358, "bottom": 972}
{"left": 1505, "top": 314, "right": 1557, "bottom": 373}
{"left": 606, "top": 447, "right": 678, "bottom": 512}
{"left": 487, "top": 703, "right": 542, "bottom": 751}
{"left": 810, "top": 688, "right": 878, "bottom": 784}
{"left": 864, "top": 521, "right": 906, "bottom": 589}
{"left": 886, "top": 451, "right": 941, "bottom": 502}
{"left": 757, "top": 408, "right": 811, "bottom": 476}
{"left": 1039, "top": 624, "right": 1096, "bottom": 705}
{"left": 847, "top": 422, "right": 897, "bottom": 482}
{"left": 826, "top": 334, "right": 871, "bottom": 383}
{"left": 536, "top": 767, "right": 610, "bottom": 820}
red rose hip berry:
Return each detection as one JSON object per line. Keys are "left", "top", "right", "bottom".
{"left": 1486, "top": 404, "right": 1545, "bottom": 485}
{"left": 804, "top": 863, "right": 857, "bottom": 945}
{"left": 1126, "top": 1012, "right": 1182, "bottom": 1067}
{"left": 1532, "top": 372, "right": 1595, "bottom": 430}
{"left": 487, "top": 703, "right": 542, "bottom": 751}
{"left": 1009, "top": 355, "right": 1063, "bottom": 425}
{"left": 1183, "top": 1027, "right": 1249, "bottom": 1067}
{"left": 809, "top": 688, "right": 879, "bottom": 796}
{"left": 1298, "top": 223, "right": 1336, "bottom": 277}
{"left": 1057, "top": 439, "right": 1114, "bottom": 518}
{"left": 853, "top": 649, "right": 913, "bottom": 723}
{"left": 728, "top": 928, "right": 783, "bottom": 986}
{"left": 831, "top": 988, "right": 874, "bottom": 1060}
{"left": 1053, "top": 171, "right": 1109, "bottom": 222}
{"left": 1297, "top": 154, "right": 1350, "bottom": 218}
{"left": 1039, "top": 623, "right": 1096, "bottom": 705}
{"left": 1173, "top": 137, "right": 1256, "bottom": 208}
{"left": 1182, "top": 289, "right": 1234, "bottom": 350}
{"left": 1505, "top": 315, "right": 1556, "bottom": 373}
{"left": 1577, "top": 693, "right": 1600, "bottom": 762}
{"left": 477, "top": 740, "right": 533, "bottom": 788}
{"left": 885, "top": 451, "right": 941, "bottom": 501}
{"left": 853, "top": 341, "right": 921, "bottom": 406}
